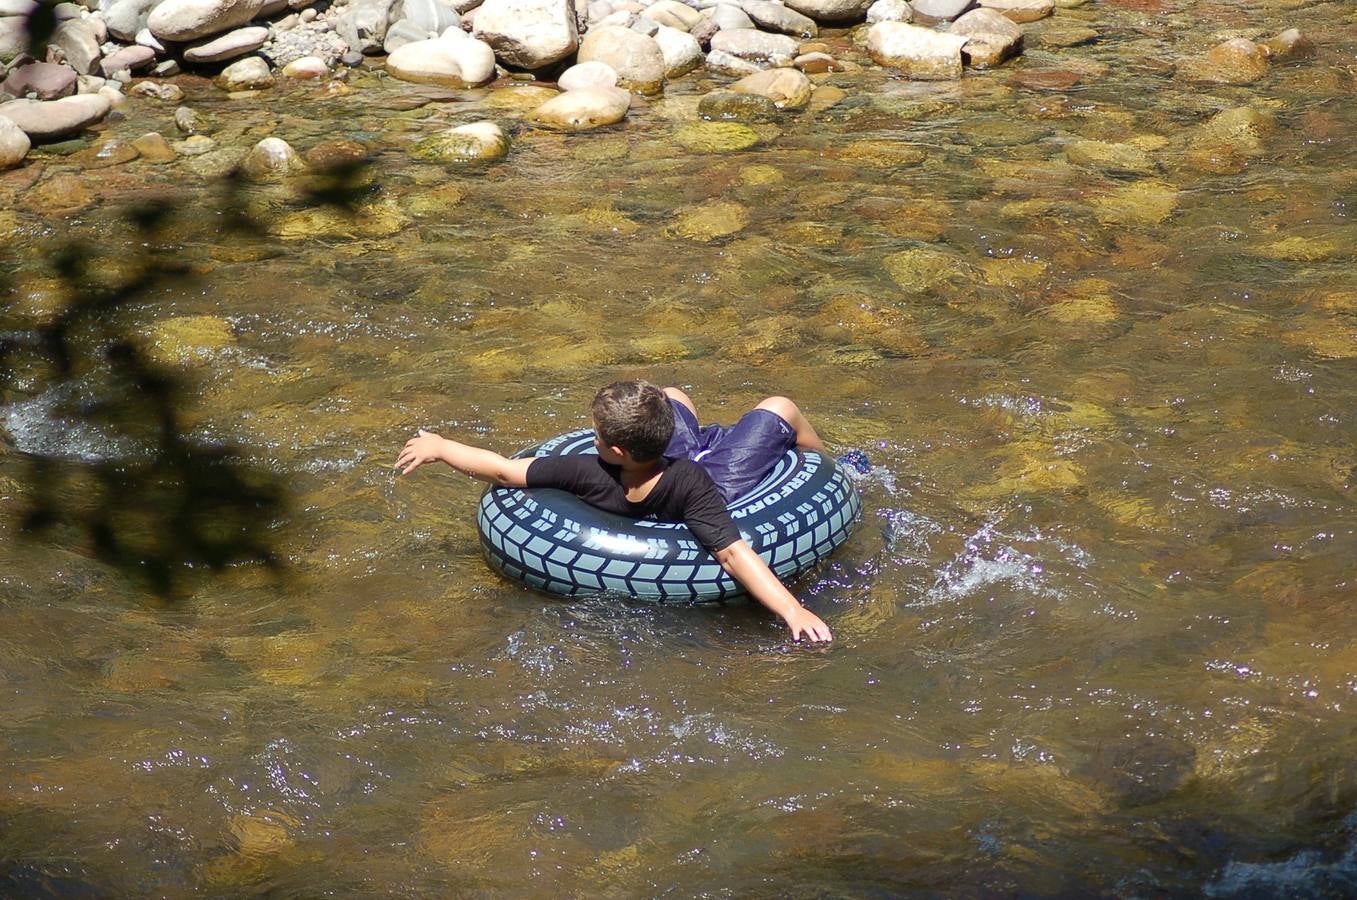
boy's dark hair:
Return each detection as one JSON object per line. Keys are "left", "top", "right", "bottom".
{"left": 591, "top": 381, "right": 674, "bottom": 462}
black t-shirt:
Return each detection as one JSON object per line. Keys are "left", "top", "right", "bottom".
{"left": 525, "top": 456, "right": 742, "bottom": 553}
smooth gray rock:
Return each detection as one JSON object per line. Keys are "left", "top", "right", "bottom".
{"left": 576, "top": 24, "right": 663, "bottom": 92}
{"left": 653, "top": 23, "right": 701, "bottom": 77}
{"left": 739, "top": 0, "right": 815, "bottom": 38}
{"left": 705, "top": 48, "right": 760, "bottom": 76}
{"left": 216, "top": 54, "right": 272, "bottom": 89}
{"left": 865, "top": 0, "right": 911, "bottom": 22}
{"left": 868, "top": 20, "right": 965, "bottom": 76}
{"left": 2, "top": 61, "right": 78, "bottom": 99}
{"left": 135, "top": 27, "right": 166, "bottom": 51}
{"left": 557, "top": 59, "right": 616, "bottom": 90}
{"left": 392, "top": 0, "right": 460, "bottom": 34}
{"left": 472, "top": 0, "right": 578, "bottom": 69}
{"left": 709, "top": 27, "right": 796, "bottom": 68}
{"left": 0, "top": 92, "right": 111, "bottom": 140}
{"left": 385, "top": 33, "right": 497, "bottom": 85}
{"left": 104, "top": 0, "right": 161, "bottom": 41}
{"left": 949, "top": 6, "right": 1021, "bottom": 67}
{"left": 0, "top": 109, "right": 29, "bottom": 167}
{"left": 240, "top": 136, "right": 305, "bottom": 179}
{"left": 711, "top": 3, "right": 753, "bottom": 30}
{"left": 51, "top": 18, "right": 102, "bottom": 74}
{"left": 148, "top": 0, "right": 267, "bottom": 41}
{"left": 382, "top": 18, "right": 430, "bottom": 52}
{"left": 910, "top": 0, "right": 973, "bottom": 23}
{"left": 335, "top": 0, "right": 399, "bottom": 54}
{"left": 782, "top": 0, "right": 870, "bottom": 23}
{"left": 99, "top": 44, "right": 156, "bottom": 75}
{"left": 183, "top": 25, "right": 269, "bottom": 62}
{"left": 647, "top": 0, "right": 701, "bottom": 30}
{"left": 0, "top": 17, "right": 27, "bottom": 64}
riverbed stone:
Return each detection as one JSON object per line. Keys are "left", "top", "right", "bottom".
{"left": 99, "top": 45, "right": 156, "bottom": 77}
{"left": 386, "top": 34, "right": 497, "bottom": 86}
{"left": 950, "top": 7, "right": 1022, "bottom": 68}
{"left": 740, "top": 0, "right": 816, "bottom": 38}
{"left": 911, "top": 0, "right": 974, "bottom": 23}
{"left": 868, "top": 21, "right": 966, "bottom": 78}
{"left": 50, "top": 19, "right": 102, "bottom": 75}
{"left": 472, "top": 0, "right": 578, "bottom": 69}
{"left": 1065, "top": 139, "right": 1155, "bottom": 175}
{"left": 654, "top": 24, "right": 702, "bottom": 78}
{"left": 577, "top": 25, "right": 664, "bottom": 93}
{"left": 672, "top": 199, "right": 748, "bottom": 241}
{"left": 978, "top": 0, "right": 1050, "bottom": 22}
{"left": 706, "top": 49, "right": 762, "bottom": 77}
{"left": 131, "top": 130, "right": 176, "bottom": 161}
{"left": 1262, "top": 28, "right": 1312, "bottom": 61}
{"left": 1182, "top": 105, "right": 1272, "bottom": 174}
{"left": 240, "top": 135, "right": 305, "bottom": 179}
{"left": 884, "top": 246, "right": 973, "bottom": 293}
{"left": 484, "top": 83, "right": 558, "bottom": 110}
{"left": 674, "top": 119, "right": 759, "bottom": 152}
{"left": 709, "top": 28, "right": 798, "bottom": 68}
{"left": 172, "top": 133, "right": 217, "bottom": 154}
{"left": 24, "top": 172, "right": 96, "bottom": 214}
{"left": 1176, "top": 37, "right": 1268, "bottom": 85}
{"left": 105, "top": 0, "right": 160, "bottom": 40}
{"left": 648, "top": 0, "right": 701, "bottom": 30}
{"left": 557, "top": 59, "right": 617, "bottom": 90}
{"left": 866, "top": 0, "right": 911, "bottom": 23}
{"left": 782, "top": 0, "right": 869, "bottom": 23}
{"left": 2, "top": 62, "right": 78, "bottom": 100}
{"left": 1092, "top": 179, "right": 1178, "bottom": 227}
{"left": 184, "top": 26, "right": 270, "bottom": 63}
{"left": 148, "top": 0, "right": 267, "bottom": 42}
{"left": 529, "top": 85, "right": 629, "bottom": 128}
{"left": 698, "top": 88, "right": 778, "bottom": 122}
{"left": 82, "top": 136, "right": 140, "bottom": 167}
{"left": 0, "top": 16, "right": 26, "bottom": 65}
{"left": 0, "top": 93, "right": 111, "bottom": 140}
{"left": 413, "top": 119, "right": 510, "bottom": 161}
{"left": 216, "top": 55, "right": 273, "bottom": 90}
{"left": 394, "top": 0, "right": 462, "bottom": 35}
{"left": 0, "top": 114, "right": 29, "bottom": 168}
{"left": 1038, "top": 24, "right": 1096, "bottom": 48}
{"left": 335, "top": 0, "right": 399, "bottom": 54}
{"left": 712, "top": 2, "right": 753, "bottom": 30}
{"left": 730, "top": 66, "right": 811, "bottom": 109}
{"left": 282, "top": 55, "right": 328, "bottom": 78}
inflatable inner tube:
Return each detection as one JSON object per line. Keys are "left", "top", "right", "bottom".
{"left": 477, "top": 429, "right": 862, "bottom": 601}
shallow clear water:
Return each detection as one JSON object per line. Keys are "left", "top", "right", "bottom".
{"left": 3, "top": 0, "right": 1357, "bottom": 894}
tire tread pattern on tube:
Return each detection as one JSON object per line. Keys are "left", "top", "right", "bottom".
{"left": 476, "top": 429, "right": 862, "bottom": 601}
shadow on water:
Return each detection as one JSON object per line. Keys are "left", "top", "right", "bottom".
{"left": 2, "top": 19, "right": 376, "bottom": 598}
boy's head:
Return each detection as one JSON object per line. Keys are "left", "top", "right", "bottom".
{"left": 591, "top": 381, "right": 674, "bottom": 463}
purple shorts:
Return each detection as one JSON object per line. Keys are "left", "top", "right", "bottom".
{"left": 663, "top": 399, "right": 798, "bottom": 504}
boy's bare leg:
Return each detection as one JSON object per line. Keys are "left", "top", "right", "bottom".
{"left": 756, "top": 396, "right": 828, "bottom": 454}
{"left": 663, "top": 386, "right": 697, "bottom": 418}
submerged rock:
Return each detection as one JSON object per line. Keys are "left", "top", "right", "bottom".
{"left": 868, "top": 22, "right": 966, "bottom": 78}
{"left": 240, "top": 136, "right": 306, "bottom": 179}
{"left": 672, "top": 199, "right": 749, "bottom": 241}
{"left": 217, "top": 56, "right": 274, "bottom": 90}
{"left": 674, "top": 120, "right": 760, "bottom": 152}
{"left": 1065, "top": 139, "right": 1156, "bottom": 176}
{"left": 413, "top": 120, "right": 510, "bottom": 162}
{"left": 131, "top": 131, "right": 176, "bottom": 162}
{"left": 530, "top": 86, "right": 630, "bottom": 129}
{"left": 698, "top": 89, "right": 779, "bottom": 123}
{"left": 729, "top": 67, "right": 812, "bottom": 110}
{"left": 1177, "top": 37, "right": 1269, "bottom": 85}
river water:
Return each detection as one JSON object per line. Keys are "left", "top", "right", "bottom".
{"left": 3, "top": 0, "right": 1357, "bottom": 894}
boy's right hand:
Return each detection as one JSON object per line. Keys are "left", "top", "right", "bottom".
{"left": 395, "top": 429, "right": 446, "bottom": 475}
{"left": 784, "top": 606, "right": 833, "bottom": 643}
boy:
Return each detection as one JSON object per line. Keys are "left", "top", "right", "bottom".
{"left": 396, "top": 381, "right": 833, "bottom": 643}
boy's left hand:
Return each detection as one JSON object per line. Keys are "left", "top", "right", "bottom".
{"left": 784, "top": 606, "right": 833, "bottom": 643}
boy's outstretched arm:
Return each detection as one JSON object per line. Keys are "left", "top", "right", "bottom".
{"left": 714, "top": 540, "right": 833, "bottom": 643}
{"left": 395, "top": 429, "right": 533, "bottom": 486}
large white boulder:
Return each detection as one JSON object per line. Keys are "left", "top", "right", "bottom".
{"left": 950, "top": 7, "right": 1021, "bottom": 67}
{"left": 472, "top": 0, "right": 578, "bottom": 69}
{"left": 557, "top": 59, "right": 617, "bottom": 90}
{"left": 105, "top": 0, "right": 162, "bottom": 41}
{"left": 866, "top": 0, "right": 912, "bottom": 23}
{"left": 577, "top": 24, "right": 664, "bottom": 93}
{"left": 386, "top": 33, "right": 497, "bottom": 85}
{"left": 148, "top": 0, "right": 267, "bottom": 41}
{"left": 867, "top": 21, "right": 966, "bottom": 78}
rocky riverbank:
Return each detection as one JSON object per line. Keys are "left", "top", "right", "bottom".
{"left": 0, "top": 0, "right": 1315, "bottom": 178}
